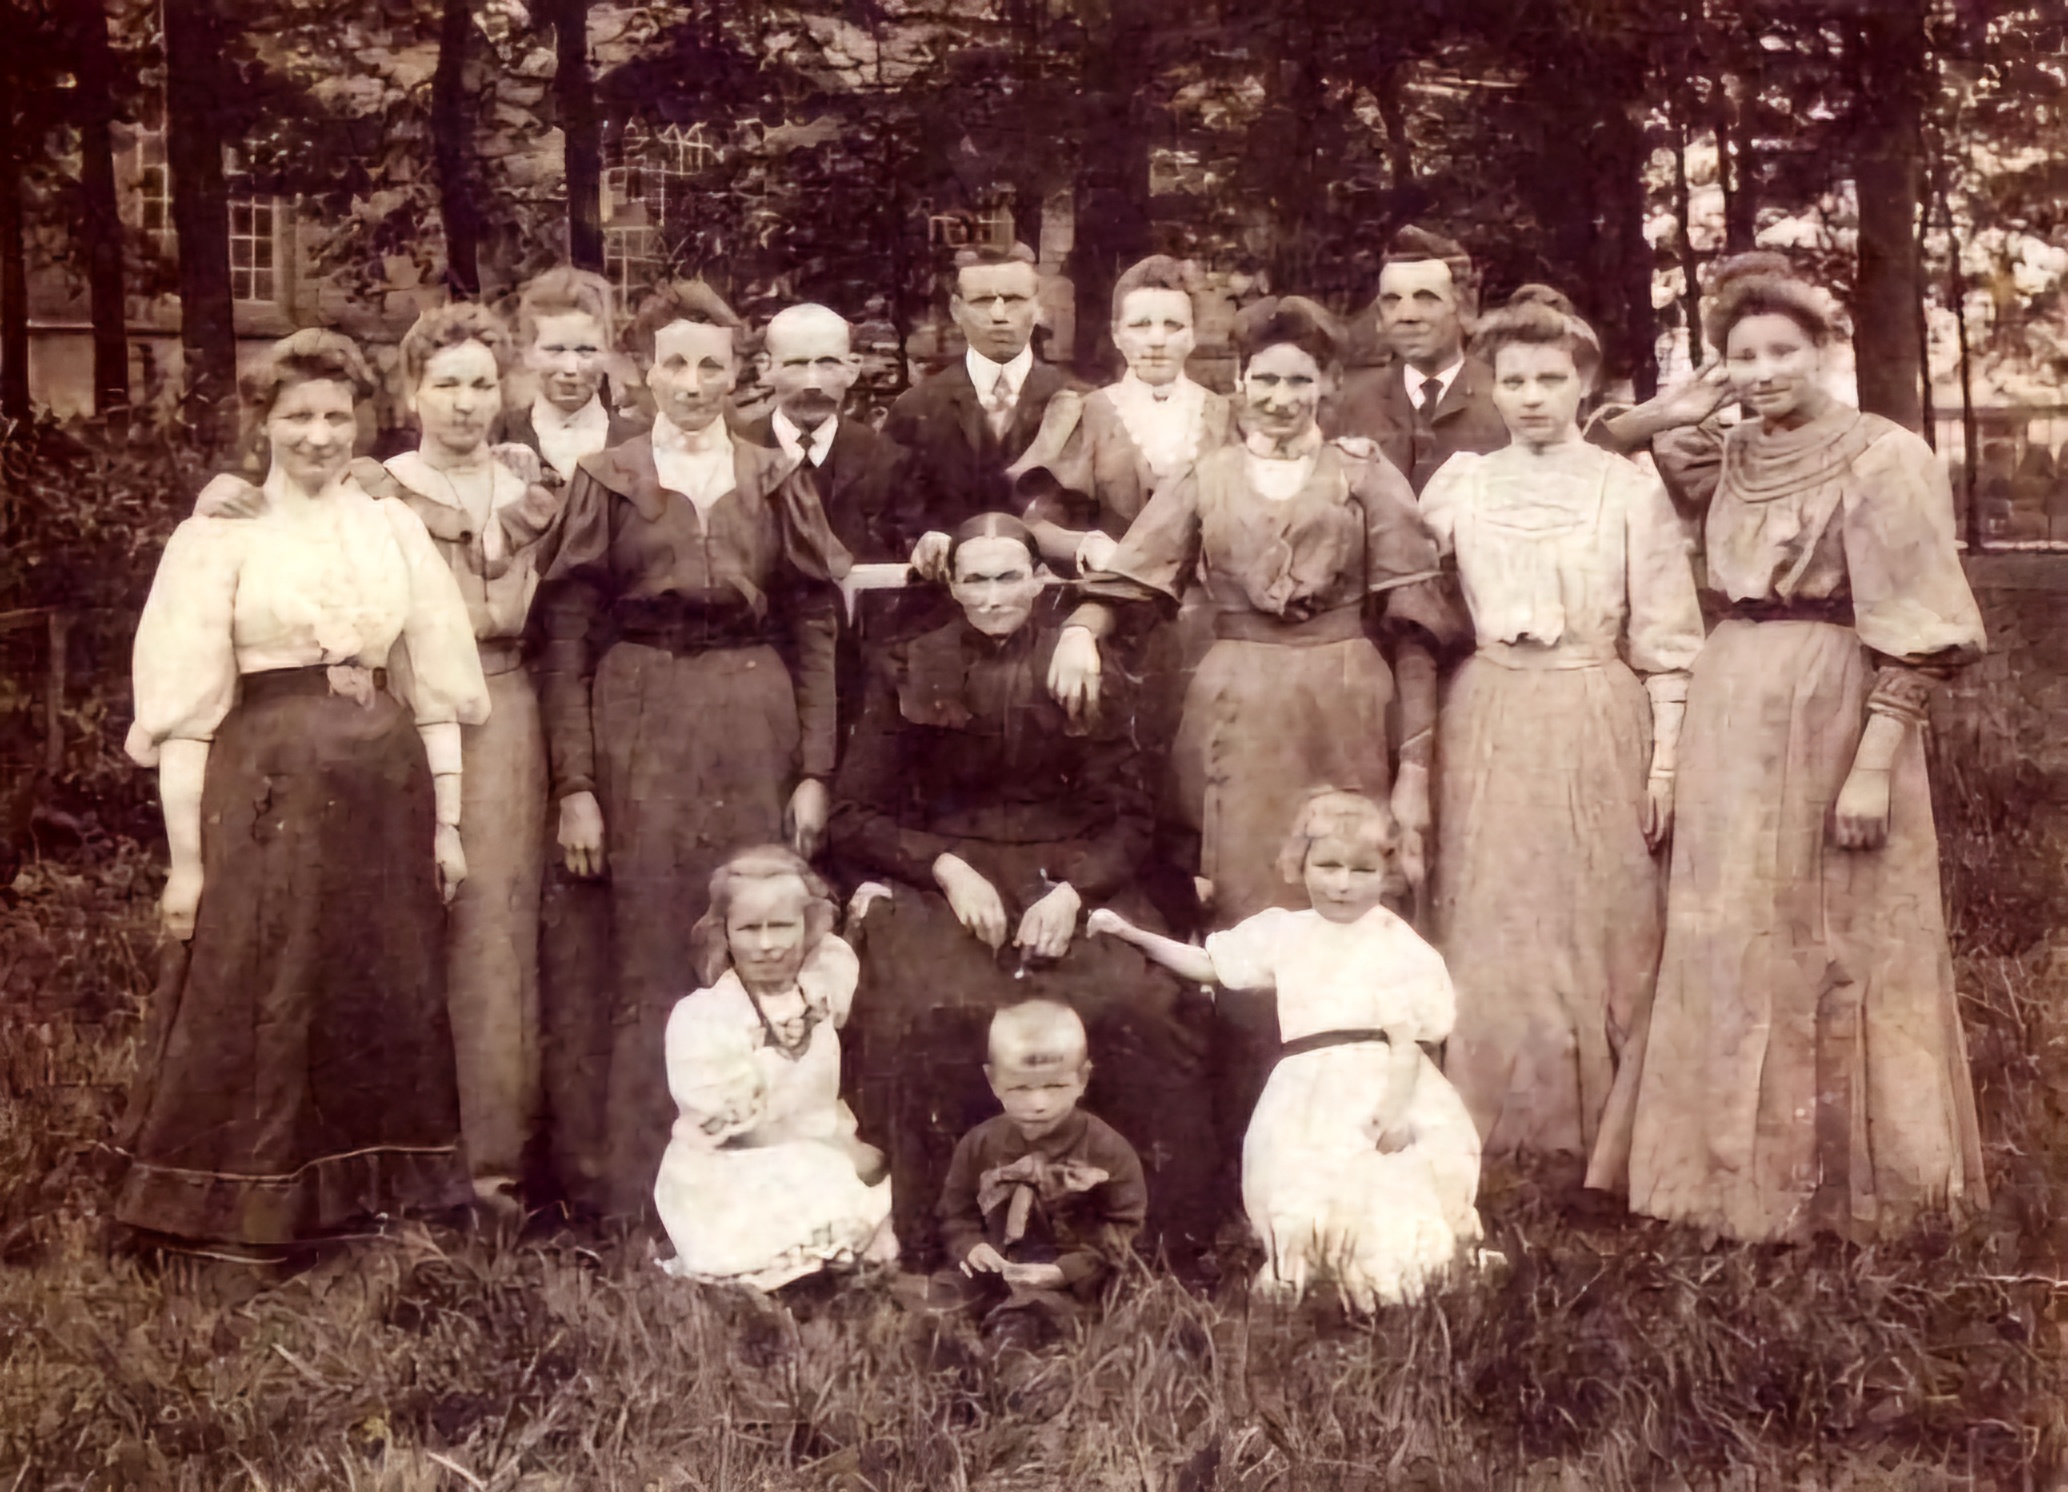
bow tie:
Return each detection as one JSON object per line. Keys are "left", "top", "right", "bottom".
{"left": 977, "top": 1152, "right": 1111, "bottom": 1243}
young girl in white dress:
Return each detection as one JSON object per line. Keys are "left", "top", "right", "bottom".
{"left": 654, "top": 846, "right": 895, "bottom": 1290}
{"left": 1091, "top": 791, "right": 1481, "bottom": 1309}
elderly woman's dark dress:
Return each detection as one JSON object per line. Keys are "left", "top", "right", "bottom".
{"left": 533, "top": 431, "right": 847, "bottom": 1217}
{"left": 832, "top": 603, "right": 1217, "bottom": 1266}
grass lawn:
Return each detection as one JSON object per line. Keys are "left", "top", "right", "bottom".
{"left": 1, "top": 778, "right": 2064, "bottom": 1492}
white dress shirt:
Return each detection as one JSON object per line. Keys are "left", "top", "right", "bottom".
{"left": 1404, "top": 358, "right": 1466, "bottom": 411}
{"left": 966, "top": 344, "right": 1035, "bottom": 415}
{"left": 530, "top": 394, "right": 611, "bottom": 482}
{"left": 650, "top": 413, "right": 738, "bottom": 516}
{"left": 771, "top": 408, "right": 838, "bottom": 468}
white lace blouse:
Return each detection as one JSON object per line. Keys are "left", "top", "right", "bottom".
{"left": 1419, "top": 438, "right": 1703, "bottom": 677}
{"left": 126, "top": 480, "right": 490, "bottom": 772}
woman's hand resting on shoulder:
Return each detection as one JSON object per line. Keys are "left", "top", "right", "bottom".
{"left": 1015, "top": 881, "right": 1081, "bottom": 960}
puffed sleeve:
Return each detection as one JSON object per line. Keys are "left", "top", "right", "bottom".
{"left": 1370, "top": 925, "right": 1458, "bottom": 1045}
{"left": 1843, "top": 424, "right": 1986, "bottom": 668}
{"left": 1618, "top": 462, "right": 1706, "bottom": 678}
{"left": 1075, "top": 463, "right": 1204, "bottom": 613}
{"left": 1651, "top": 421, "right": 1726, "bottom": 516}
{"left": 532, "top": 464, "right": 616, "bottom": 797}
{"left": 1348, "top": 453, "right": 1467, "bottom": 650}
{"left": 126, "top": 518, "right": 243, "bottom": 766}
{"left": 663, "top": 988, "right": 768, "bottom": 1149}
{"left": 381, "top": 499, "right": 490, "bottom": 732}
{"left": 1204, "top": 907, "right": 1292, "bottom": 992}
{"left": 1416, "top": 451, "right": 1477, "bottom": 559}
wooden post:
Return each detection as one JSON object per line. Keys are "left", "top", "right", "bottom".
{"left": 44, "top": 610, "right": 69, "bottom": 777}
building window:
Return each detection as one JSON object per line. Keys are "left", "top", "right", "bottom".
{"left": 228, "top": 193, "right": 277, "bottom": 304}
{"left": 136, "top": 133, "right": 172, "bottom": 246}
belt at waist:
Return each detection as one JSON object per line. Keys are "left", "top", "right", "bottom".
{"left": 1278, "top": 1028, "right": 1390, "bottom": 1061}
{"left": 1715, "top": 593, "right": 1854, "bottom": 627}
{"left": 475, "top": 637, "right": 526, "bottom": 676}
{"left": 1475, "top": 638, "right": 1622, "bottom": 671}
{"left": 1214, "top": 604, "right": 1365, "bottom": 647}
{"left": 615, "top": 607, "right": 775, "bottom": 654}
{"left": 239, "top": 663, "right": 390, "bottom": 703}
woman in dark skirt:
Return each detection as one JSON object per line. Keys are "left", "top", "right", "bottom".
{"left": 531, "top": 280, "right": 850, "bottom": 1220}
{"left": 119, "top": 330, "right": 490, "bottom": 1261}
{"left": 830, "top": 513, "right": 1218, "bottom": 1272}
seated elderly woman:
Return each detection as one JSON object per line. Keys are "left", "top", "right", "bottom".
{"left": 830, "top": 513, "right": 1217, "bottom": 1272}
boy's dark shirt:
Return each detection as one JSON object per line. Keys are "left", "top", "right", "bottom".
{"left": 937, "top": 1107, "right": 1147, "bottom": 1296}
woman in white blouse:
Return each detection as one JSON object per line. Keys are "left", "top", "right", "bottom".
{"left": 118, "top": 330, "right": 490, "bottom": 1263}
{"left": 1419, "top": 288, "right": 1704, "bottom": 1178}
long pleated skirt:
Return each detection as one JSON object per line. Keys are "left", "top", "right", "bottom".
{"left": 115, "top": 667, "right": 471, "bottom": 1246}
{"left": 1588, "top": 619, "right": 1987, "bottom": 1240}
{"left": 1435, "top": 650, "right": 1663, "bottom": 1160}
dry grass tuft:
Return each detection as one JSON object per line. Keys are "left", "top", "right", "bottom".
{"left": 1, "top": 775, "right": 2064, "bottom": 1490}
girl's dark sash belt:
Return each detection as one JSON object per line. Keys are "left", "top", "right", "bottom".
{"left": 1278, "top": 1028, "right": 1390, "bottom": 1061}
{"left": 1717, "top": 594, "right": 1854, "bottom": 627}
{"left": 242, "top": 665, "right": 389, "bottom": 701}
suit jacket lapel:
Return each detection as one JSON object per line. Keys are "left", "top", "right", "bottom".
{"left": 1428, "top": 359, "right": 1485, "bottom": 429}
{"left": 1003, "top": 362, "right": 1063, "bottom": 459}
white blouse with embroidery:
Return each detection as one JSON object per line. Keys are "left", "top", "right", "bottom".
{"left": 126, "top": 479, "right": 490, "bottom": 770}
{"left": 1419, "top": 438, "right": 1704, "bottom": 677}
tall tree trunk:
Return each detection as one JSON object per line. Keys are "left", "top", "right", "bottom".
{"left": 1675, "top": 110, "right": 1703, "bottom": 369}
{"left": 1069, "top": 0, "right": 1154, "bottom": 379}
{"left": 1598, "top": 86, "right": 1659, "bottom": 399}
{"left": 161, "top": 0, "right": 238, "bottom": 448}
{"left": 0, "top": 101, "right": 27, "bottom": 424}
{"left": 72, "top": 0, "right": 129, "bottom": 417}
{"left": 1719, "top": 79, "right": 1758, "bottom": 253}
{"left": 551, "top": 0, "right": 602, "bottom": 271}
{"left": 433, "top": 0, "right": 483, "bottom": 296}
{"left": 1373, "top": 63, "right": 1415, "bottom": 197}
{"left": 1852, "top": 2, "right": 1928, "bottom": 430}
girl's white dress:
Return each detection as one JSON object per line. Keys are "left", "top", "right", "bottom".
{"left": 654, "top": 937, "right": 893, "bottom": 1290}
{"left": 1206, "top": 904, "right": 1483, "bottom": 1307}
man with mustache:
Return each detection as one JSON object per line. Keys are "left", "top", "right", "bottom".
{"left": 1325, "top": 225, "right": 1509, "bottom": 493}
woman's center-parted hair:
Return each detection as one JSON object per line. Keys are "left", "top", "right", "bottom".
{"left": 688, "top": 845, "right": 838, "bottom": 988}
{"left": 1276, "top": 788, "right": 1403, "bottom": 887}
{"left": 946, "top": 511, "right": 1040, "bottom": 578}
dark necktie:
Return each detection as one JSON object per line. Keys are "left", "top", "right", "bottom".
{"left": 1419, "top": 377, "right": 1446, "bottom": 418}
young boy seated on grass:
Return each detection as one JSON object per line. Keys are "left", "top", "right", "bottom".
{"left": 917, "top": 999, "right": 1147, "bottom": 1351}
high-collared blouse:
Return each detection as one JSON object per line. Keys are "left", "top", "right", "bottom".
{"left": 1652, "top": 403, "right": 1985, "bottom": 667}
{"left": 127, "top": 480, "right": 490, "bottom": 768}
{"left": 1072, "top": 439, "right": 1464, "bottom": 648}
{"left": 533, "top": 434, "right": 850, "bottom": 795}
{"left": 383, "top": 450, "right": 544, "bottom": 644}
{"left": 1419, "top": 438, "right": 1704, "bottom": 677}
{"left": 1022, "top": 377, "right": 1234, "bottom": 541}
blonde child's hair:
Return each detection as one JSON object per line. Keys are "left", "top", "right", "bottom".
{"left": 688, "top": 844, "right": 837, "bottom": 986}
{"left": 1276, "top": 788, "right": 1402, "bottom": 887}
{"left": 987, "top": 999, "right": 1089, "bottom": 1070}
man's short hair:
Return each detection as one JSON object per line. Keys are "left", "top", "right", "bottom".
{"left": 1380, "top": 225, "right": 1476, "bottom": 304}
{"left": 946, "top": 241, "right": 1039, "bottom": 302}
{"left": 764, "top": 302, "right": 853, "bottom": 355}
{"left": 987, "top": 998, "right": 1089, "bottom": 1069}
{"left": 1110, "top": 254, "right": 1191, "bottom": 325}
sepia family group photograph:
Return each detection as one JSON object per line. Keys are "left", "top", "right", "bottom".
{"left": 1, "top": 0, "right": 2066, "bottom": 1487}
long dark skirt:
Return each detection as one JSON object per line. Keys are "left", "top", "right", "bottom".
{"left": 591, "top": 638, "right": 803, "bottom": 1219}
{"left": 846, "top": 878, "right": 1219, "bottom": 1271}
{"left": 115, "top": 667, "right": 471, "bottom": 1247}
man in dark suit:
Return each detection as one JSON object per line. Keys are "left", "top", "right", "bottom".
{"left": 736, "top": 301, "right": 904, "bottom": 563}
{"left": 884, "top": 242, "right": 1071, "bottom": 577}
{"left": 1324, "top": 226, "right": 1509, "bottom": 492}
